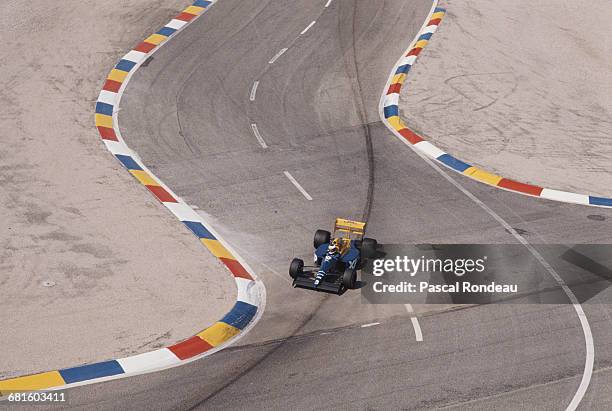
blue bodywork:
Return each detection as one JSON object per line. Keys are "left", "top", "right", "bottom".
{"left": 313, "top": 242, "right": 360, "bottom": 285}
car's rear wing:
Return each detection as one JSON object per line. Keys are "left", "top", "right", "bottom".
{"left": 334, "top": 218, "right": 366, "bottom": 239}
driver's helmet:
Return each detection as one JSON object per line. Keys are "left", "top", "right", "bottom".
{"left": 328, "top": 239, "right": 341, "bottom": 255}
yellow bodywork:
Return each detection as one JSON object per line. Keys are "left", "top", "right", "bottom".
{"left": 333, "top": 218, "right": 366, "bottom": 252}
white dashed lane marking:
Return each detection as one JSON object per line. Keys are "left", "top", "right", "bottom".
{"left": 250, "top": 81, "right": 259, "bottom": 101}
{"left": 250, "top": 123, "right": 268, "bottom": 148}
{"left": 300, "top": 21, "right": 316, "bottom": 35}
{"left": 283, "top": 171, "right": 313, "bottom": 201}
{"left": 269, "top": 48, "right": 288, "bottom": 64}
{"left": 405, "top": 304, "right": 423, "bottom": 342}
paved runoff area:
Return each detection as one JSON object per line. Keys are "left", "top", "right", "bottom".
{"left": 0, "top": 0, "right": 235, "bottom": 379}
{"left": 400, "top": 0, "right": 612, "bottom": 198}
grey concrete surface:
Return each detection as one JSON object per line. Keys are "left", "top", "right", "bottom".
{"left": 12, "top": 0, "right": 612, "bottom": 409}
{"left": 399, "top": 0, "right": 612, "bottom": 198}
{"left": 0, "top": 0, "right": 237, "bottom": 379}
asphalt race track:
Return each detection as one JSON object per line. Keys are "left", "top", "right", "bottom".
{"left": 20, "top": 0, "right": 612, "bottom": 409}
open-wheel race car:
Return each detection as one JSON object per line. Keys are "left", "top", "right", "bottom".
{"left": 289, "top": 218, "right": 378, "bottom": 294}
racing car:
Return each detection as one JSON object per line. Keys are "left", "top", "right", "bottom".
{"left": 289, "top": 218, "right": 377, "bottom": 294}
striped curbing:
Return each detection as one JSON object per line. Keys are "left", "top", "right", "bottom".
{"left": 0, "top": 0, "right": 266, "bottom": 396}
{"left": 380, "top": 6, "right": 612, "bottom": 208}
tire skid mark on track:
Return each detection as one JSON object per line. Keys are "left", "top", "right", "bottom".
{"left": 185, "top": 295, "right": 332, "bottom": 410}
{"left": 190, "top": 1, "right": 383, "bottom": 407}
{"left": 341, "top": 0, "right": 376, "bottom": 224}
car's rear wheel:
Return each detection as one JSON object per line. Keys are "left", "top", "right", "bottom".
{"left": 313, "top": 230, "right": 331, "bottom": 249}
{"left": 342, "top": 267, "right": 357, "bottom": 289}
{"left": 361, "top": 238, "right": 377, "bottom": 258}
{"left": 289, "top": 258, "right": 304, "bottom": 279}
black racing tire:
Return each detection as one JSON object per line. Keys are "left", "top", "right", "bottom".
{"left": 289, "top": 258, "right": 304, "bottom": 279}
{"left": 342, "top": 267, "right": 357, "bottom": 289}
{"left": 313, "top": 230, "right": 331, "bottom": 249}
{"left": 361, "top": 238, "right": 378, "bottom": 258}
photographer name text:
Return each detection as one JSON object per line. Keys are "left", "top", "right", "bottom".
{"left": 372, "top": 281, "right": 518, "bottom": 294}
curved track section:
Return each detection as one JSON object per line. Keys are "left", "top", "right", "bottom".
{"left": 20, "top": 1, "right": 612, "bottom": 409}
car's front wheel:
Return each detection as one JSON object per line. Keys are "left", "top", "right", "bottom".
{"left": 289, "top": 258, "right": 304, "bottom": 279}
